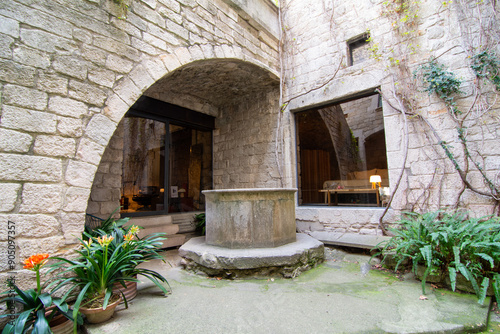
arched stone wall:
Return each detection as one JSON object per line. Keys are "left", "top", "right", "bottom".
{"left": 0, "top": 0, "right": 279, "bottom": 281}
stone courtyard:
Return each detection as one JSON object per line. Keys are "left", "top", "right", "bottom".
{"left": 0, "top": 0, "right": 499, "bottom": 332}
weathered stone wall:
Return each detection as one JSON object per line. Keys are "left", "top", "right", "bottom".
{"left": 86, "top": 121, "right": 124, "bottom": 219}
{"left": 0, "top": 0, "right": 280, "bottom": 289}
{"left": 214, "top": 89, "right": 282, "bottom": 189}
{"left": 284, "top": 0, "right": 500, "bottom": 233}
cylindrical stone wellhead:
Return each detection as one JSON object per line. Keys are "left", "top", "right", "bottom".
{"left": 203, "top": 188, "right": 297, "bottom": 249}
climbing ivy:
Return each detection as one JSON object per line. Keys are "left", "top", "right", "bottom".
{"left": 471, "top": 51, "right": 500, "bottom": 91}
{"left": 418, "top": 59, "right": 462, "bottom": 115}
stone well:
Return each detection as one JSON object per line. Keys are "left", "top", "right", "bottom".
{"left": 179, "top": 188, "right": 324, "bottom": 278}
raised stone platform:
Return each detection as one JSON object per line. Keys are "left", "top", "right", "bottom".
{"left": 179, "top": 233, "right": 325, "bottom": 278}
{"left": 310, "top": 231, "right": 391, "bottom": 250}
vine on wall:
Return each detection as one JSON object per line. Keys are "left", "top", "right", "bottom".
{"left": 376, "top": 0, "right": 500, "bottom": 223}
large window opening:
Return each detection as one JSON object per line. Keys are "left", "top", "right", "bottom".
{"left": 296, "top": 92, "right": 389, "bottom": 207}
{"left": 120, "top": 97, "right": 214, "bottom": 216}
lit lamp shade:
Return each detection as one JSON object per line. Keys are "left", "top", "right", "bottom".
{"left": 370, "top": 175, "right": 382, "bottom": 189}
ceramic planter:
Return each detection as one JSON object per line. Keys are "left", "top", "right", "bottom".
{"left": 79, "top": 295, "right": 121, "bottom": 324}
{"left": 112, "top": 278, "right": 138, "bottom": 303}
{"left": 49, "top": 314, "right": 74, "bottom": 334}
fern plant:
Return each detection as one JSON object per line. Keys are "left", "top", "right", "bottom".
{"left": 380, "top": 211, "right": 500, "bottom": 304}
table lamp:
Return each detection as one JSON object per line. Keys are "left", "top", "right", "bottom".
{"left": 370, "top": 175, "right": 381, "bottom": 189}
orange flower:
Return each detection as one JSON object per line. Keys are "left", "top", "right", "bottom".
{"left": 23, "top": 253, "right": 49, "bottom": 270}
{"left": 97, "top": 235, "right": 114, "bottom": 246}
{"left": 128, "top": 225, "right": 140, "bottom": 235}
{"left": 124, "top": 232, "right": 135, "bottom": 242}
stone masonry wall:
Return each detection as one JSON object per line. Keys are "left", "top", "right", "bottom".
{"left": 0, "top": 0, "right": 279, "bottom": 291}
{"left": 284, "top": 0, "right": 500, "bottom": 234}
{"left": 86, "top": 121, "right": 124, "bottom": 219}
{"left": 214, "top": 88, "right": 282, "bottom": 189}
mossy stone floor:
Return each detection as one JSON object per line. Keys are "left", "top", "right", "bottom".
{"left": 86, "top": 247, "right": 491, "bottom": 334}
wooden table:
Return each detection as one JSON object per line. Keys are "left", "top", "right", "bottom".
{"left": 319, "top": 188, "right": 380, "bottom": 206}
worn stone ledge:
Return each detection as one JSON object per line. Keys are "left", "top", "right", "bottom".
{"left": 179, "top": 233, "right": 325, "bottom": 278}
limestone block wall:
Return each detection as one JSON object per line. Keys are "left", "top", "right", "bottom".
{"left": 213, "top": 89, "right": 282, "bottom": 189}
{"left": 86, "top": 121, "right": 124, "bottom": 219}
{"left": 284, "top": 0, "right": 500, "bottom": 233}
{"left": 0, "top": 0, "right": 280, "bottom": 291}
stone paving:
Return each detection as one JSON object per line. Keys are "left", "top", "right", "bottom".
{"left": 86, "top": 247, "right": 493, "bottom": 334}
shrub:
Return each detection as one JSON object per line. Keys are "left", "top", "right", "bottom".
{"left": 380, "top": 211, "right": 500, "bottom": 304}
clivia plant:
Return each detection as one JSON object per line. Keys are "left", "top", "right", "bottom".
{"left": 0, "top": 254, "right": 80, "bottom": 334}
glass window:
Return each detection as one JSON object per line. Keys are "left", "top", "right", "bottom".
{"left": 296, "top": 93, "right": 389, "bottom": 207}
{"left": 121, "top": 116, "right": 212, "bottom": 215}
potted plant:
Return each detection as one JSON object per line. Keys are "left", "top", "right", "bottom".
{"left": 0, "top": 254, "right": 80, "bottom": 334}
{"left": 50, "top": 234, "right": 140, "bottom": 331}
{"left": 94, "top": 223, "right": 171, "bottom": 302}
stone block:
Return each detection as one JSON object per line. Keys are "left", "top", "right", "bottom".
{"left": 65, "top": 160, "right": 97, "bottom": 188}
{"left": 102, "top": 174, "right": 121, "bottom": 188}
{"left": 64, "top": 187, "right": 91, "bottom": 212}
{"left": 0, "top": 34, "right": 13, "bottom": 59}
{"left": 0, "top": 60, "right": 36, "bottom": 86}
{"left": 17, "top": 236, "right": 67, "bottom": 260}
{"left": 0, "top": 214, "right": 61, "bottom": 241}
{"left": 113, "top": 77, "right": 142, "bottom": 106}
{"left": 129, "top": 64, "right": 155, "bottom": 91}
{"left": 20, "top": 28, "right": 77, "bottom": 54}
{"left": 2, "top": 105, "right": 57, "bottom": 133}
{"left": 90, "top": 188, "right": 113, "bottom": 202}
{"left": 104, "top": 95, "right": 129, "bottom": 123}
{"left": 158, "top": 0, "right": 181, "bottom": 13}
{"left": 20, "top": 183, "right": 63, "bottom": 214}
{"left": 88, "top": 66, "right": 116, "bottom": 88}
{"left": 160, "top": 53, "right": 181, "bottom": 72}
{"left": 49, "top": 96, "right": 88, "bottom": 118}
{"left": 76, "top": 138, "right": 105, "bottom": 165}
{"left": 0, "top": 154, "right": 62, "bottom": 182}
{"left": 0, "top": 15, "right": 19, "bottom": 38}
{"left": 94, "top": 35, "right": 142, "bottom": 62}
{"left": 0, "top": 129, "right": 32, "bottom": 153}
{"left": 33, "top": 135, "right": 76, "bottom": 158}
{"left": 84, "top": 114, "right": 117, "bottom": 147}
{"left": 57, "top": 116, "right": 83, "bottom": 137}
{"left": 141, "top": 57, "right": 168, "bottom": 81}
{"left": 133, "top": 1, "right": 164, "bottom": 26}
{"left": 158, "top": 7, "right": 182, "bottom": 25}
{"left": 13, "top": 45, "right": 50, "bottom": 69}
{"left": 3, "top": 84, "right": 48, "bottom": 110}
{"left": 0, "top": 183, "right": 20, "bottom": 212}
{"left": 68, "top": 80, "right": 107, "bottom": 106}
{"left": 37, "top": 72, "right": 68, "bottom": 95}
{"left": 166, "top": 20, "right": 189, "bottom": 40}
{"left": 131, "top": 37, "right": 161, "bottom": 56}
{"left": 105, "top": 53, "right": 134, "bottom": 74}
{"left": 174, "top": 47, "right": 192, "bottom": 65}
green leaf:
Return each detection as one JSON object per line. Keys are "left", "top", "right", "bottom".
{"left": 448, "top": 267, "right": 457, "bottom": 291}
{"left": 32, "top": 309, "right": 51, "bottom": 334}
{"left": 478, "top": 277, "right": 489, "bottom": 305}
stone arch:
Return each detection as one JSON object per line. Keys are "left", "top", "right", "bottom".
{"left": 84, "top": 47, "right": 280, "bottom": 223}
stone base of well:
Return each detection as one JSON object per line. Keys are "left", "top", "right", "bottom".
{"left": 179, "top": 233, "right": 325, "bottom": 278}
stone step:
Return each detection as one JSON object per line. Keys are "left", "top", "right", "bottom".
{"left": 309, "top": 231, "right": 391, "bottom": 250}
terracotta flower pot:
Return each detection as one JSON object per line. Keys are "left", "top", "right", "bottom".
{"left": 112, "top": 277, "right": 137, "bottom": 303}
{"left": 79, "top": 295, "right": 121, "bottom": 324}
{"left": 49, "top": 314, "right": 74, "bottom": 334}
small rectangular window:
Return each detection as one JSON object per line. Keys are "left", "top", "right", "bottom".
{"left": 348, "top": 33, "right": 370, "bottom": 66}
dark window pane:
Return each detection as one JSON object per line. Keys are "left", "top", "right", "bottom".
{"left": 121, "top": 117, "right": 166, "bottom": 213}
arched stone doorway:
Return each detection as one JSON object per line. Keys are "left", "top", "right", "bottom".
{"left": 87, "top": 58, "right": 280, "bottom": 247}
